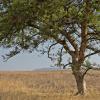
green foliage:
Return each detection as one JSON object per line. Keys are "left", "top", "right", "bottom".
{"left": 0, "top": 0, "right": 100, "bottom": 66}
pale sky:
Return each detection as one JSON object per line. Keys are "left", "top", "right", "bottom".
{"left": 0, "top": 47, "right": 100, "bottom": 71}
{"left": 0, "top": 48, "right": 52, "bottom": 71}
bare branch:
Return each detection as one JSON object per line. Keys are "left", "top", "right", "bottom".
{"left": 83, "top": 67, "right": 92, "bottom": 77}
{"left": 87, "top": 37, "right": 100, "bottom": 41}
{"left": 85, "top": 46, "right": 100, "bottom": 58}
{"left": 85, "top": 50, "right": 100, "bottom": 58}
{"left": 47, "top": 43, "right": 58, "bottom": 60}
{"left": 88, "top": 32, "right": 100, "bottom": 36}
{"left": 63, "top": 62, "right": 72, "bottom": 69}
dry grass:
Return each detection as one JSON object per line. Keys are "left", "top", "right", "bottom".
{"left": 0, "top": 70, "right": 100, "bottom": 100}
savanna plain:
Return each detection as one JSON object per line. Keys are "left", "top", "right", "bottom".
{"left": 0, "top": 70, "right": 100, "bottom": 100}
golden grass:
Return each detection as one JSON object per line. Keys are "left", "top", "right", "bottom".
{"left": 0, "top": 70, "right": 100, "bottom": 100}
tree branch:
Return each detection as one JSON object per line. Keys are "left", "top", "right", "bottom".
{"left": 88, "top": 32, "right": 100, "bottom": 37}
{"left": 87, "top": 37, "right": 100, "bottom": 41}
{"left": 63, "top": 62, "right": 72, "bottom": 69}
{"left": 61, "top": 31, "right": 78, "bottom": 51}
{"left": 57, "top": 39, "right": 74, "bottom": 56}
{"left": 47, "top": 43, "right": 58, "bottom": 60}
{"left": 85, "top": 50, "right": 100, "bottom": 58}
{"left": 2, "top": 46, "right": 21, "bottom": 62}
{"left": 85, "top": 45, "right": 100, "bottom": 58}
{"left": 83, "top": 67, "right": 92, "bottom": 77}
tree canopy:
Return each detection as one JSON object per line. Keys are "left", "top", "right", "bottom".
{"left": 0, "top": 0, "right": 100, "bottom": 63}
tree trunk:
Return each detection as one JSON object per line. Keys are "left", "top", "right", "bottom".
{"left": 73, "top": 71, "right": 86, "bottom": 95}
{"left": 71, "top": 57, "right": 88, "bottom": 95}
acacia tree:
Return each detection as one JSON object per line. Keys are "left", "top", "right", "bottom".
{"left": 0, "top": 0, "right": 100, "bottom": 95}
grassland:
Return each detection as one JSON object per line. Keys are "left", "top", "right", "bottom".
{"left": 0, "top": 70, "right": 100, "bottom": 100}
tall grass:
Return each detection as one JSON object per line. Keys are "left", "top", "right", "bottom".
{"left": 0, "top": 70, "right": 100, "bottom": 100}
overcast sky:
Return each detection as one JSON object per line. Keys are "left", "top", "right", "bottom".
{"left": 0, "top": 47, "right": 100, "bottom": 71}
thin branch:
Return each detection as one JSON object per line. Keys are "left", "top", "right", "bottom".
{"left": 47, "top": 43, "right": 58, "bottom": 60}
{"left": 88, "top": 32, "right": 100, "bottom": 37}
{"left": 2, "top": 46, "right": 21, "bottom": 62}
{"left": 85, "top": 50, "right": 100, "bottom": 58}
{"left": 83, "top": 67, "right": 92, "bottom": 77}
{"left": 86, "top": 34, "right": 100, "bottom": 57}
{"left": 86, "top": 45, "right": 100, "bottom": 56}
{"left": 87, "top": 37, "right": 100, "bottom": 41}
{"left": 63, "top": 62, "right": 72, "bottom": 69}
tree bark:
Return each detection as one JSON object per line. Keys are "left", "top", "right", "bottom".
{"left": 73, "top": 71, "right": 86, "bottom": 95}
{"left": 72, "top": 61, "right": 87, "bottom": 95}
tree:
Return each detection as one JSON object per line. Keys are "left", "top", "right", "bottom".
{"left": 0, "top": 0, "right": 100, "bottom": 95}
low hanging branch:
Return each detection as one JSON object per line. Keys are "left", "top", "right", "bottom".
{"left": 47, "top": 42, "right": 58, "bottom": 60}
{"left": 63, "top": 62, "right": 72, "bottom": 69}
{"left": 2, "top": 46, "right": 21, "bottom": 62}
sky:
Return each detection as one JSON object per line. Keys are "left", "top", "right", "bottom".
{"left": 0, "top": 48, "right": 52, "bottom": 71}
{"left": 0, "top": 47, "right": 100, "bottom": 71}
